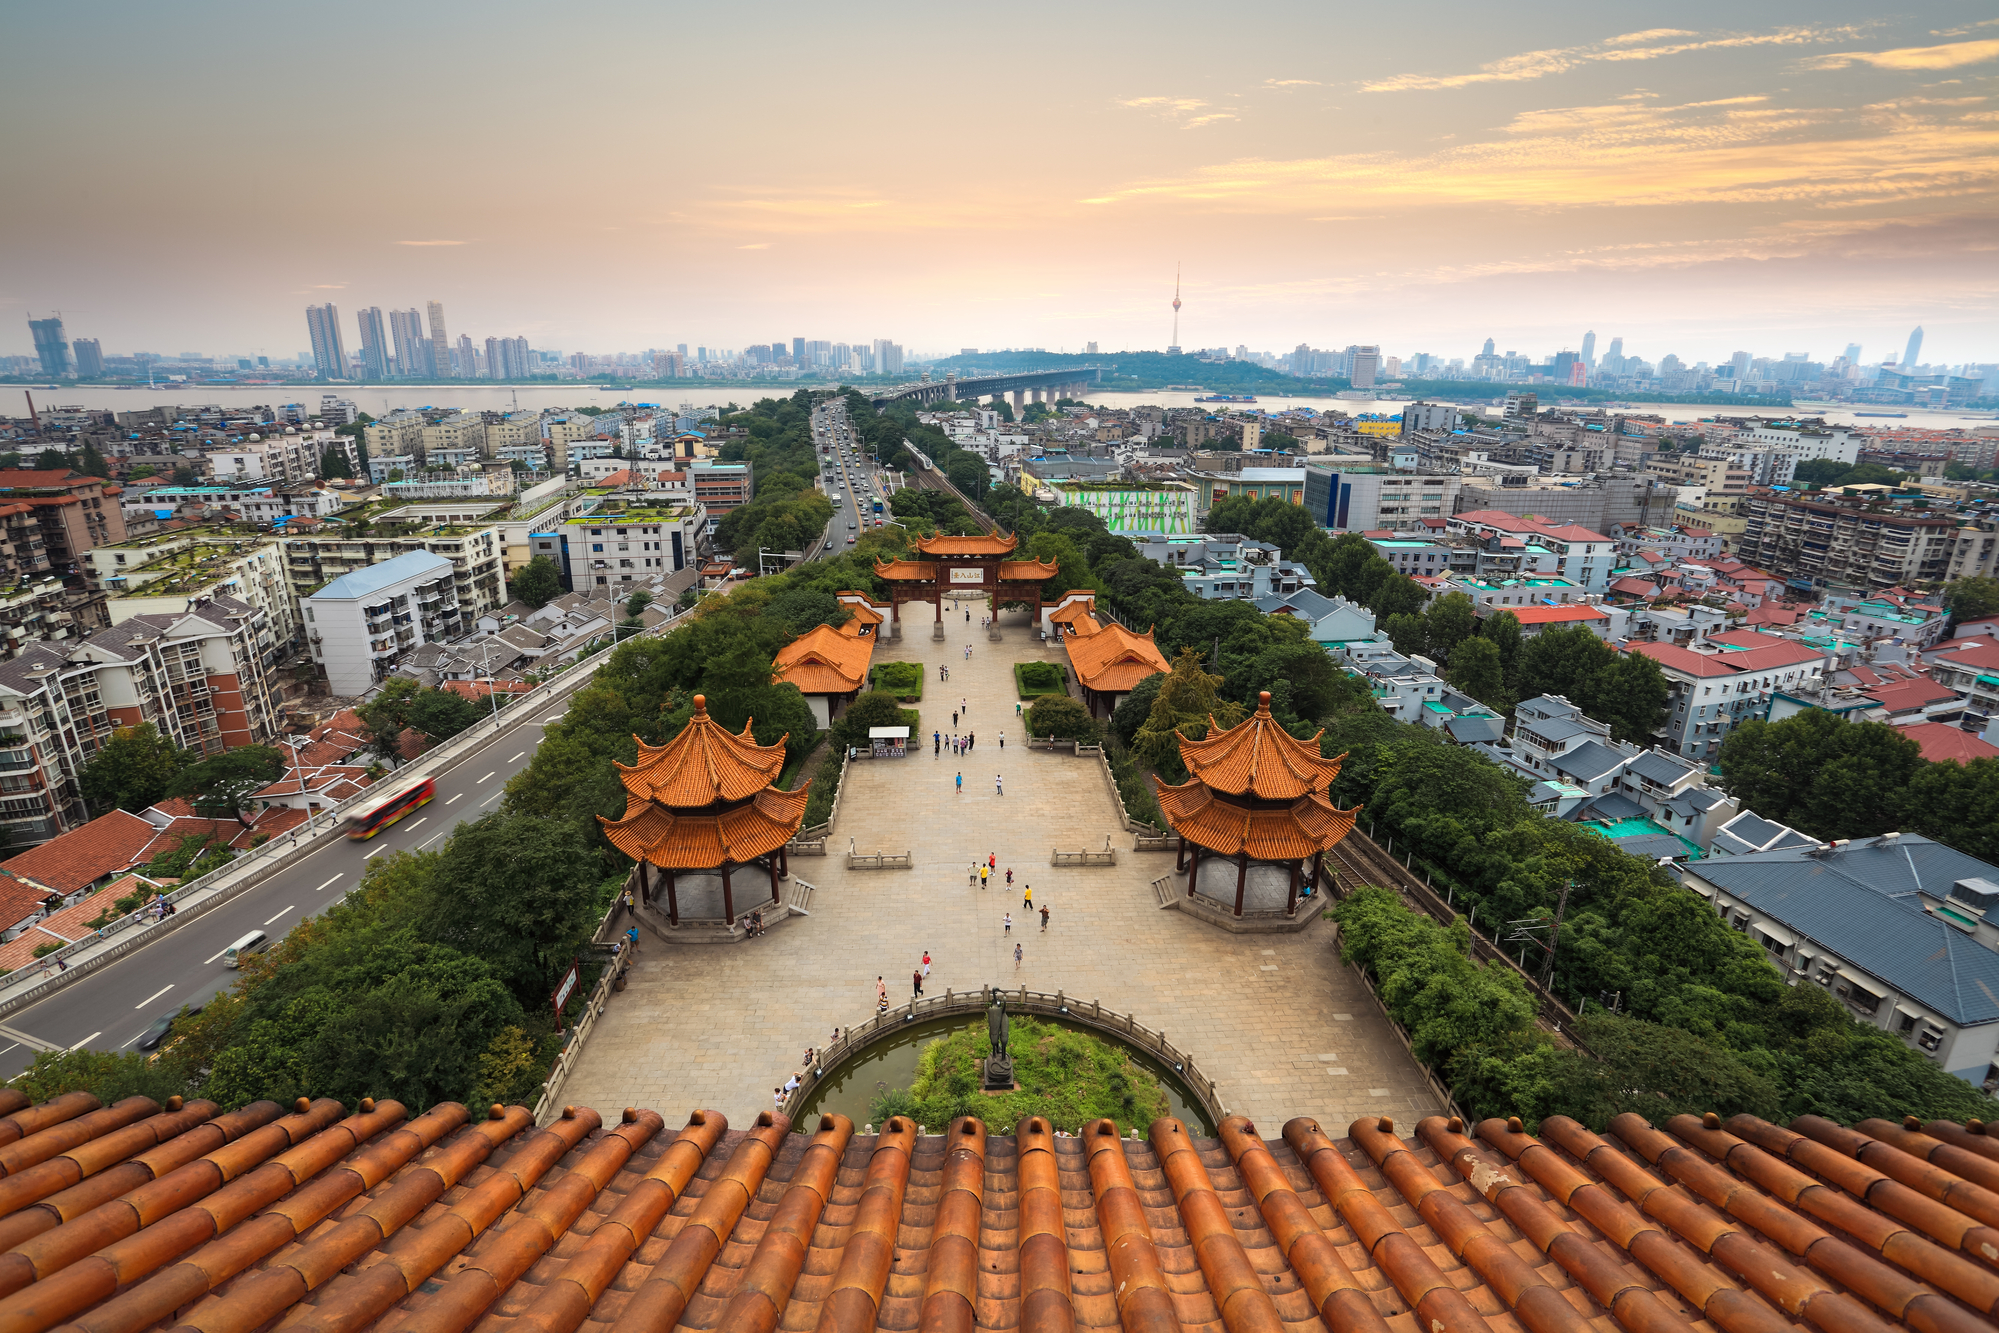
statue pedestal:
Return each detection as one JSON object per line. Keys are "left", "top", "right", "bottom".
{"left": 979, "top": 1058, "right": 1017, "bottom": 1091}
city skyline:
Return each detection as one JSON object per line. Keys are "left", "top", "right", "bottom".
{"left": 2, "top": 2, "right": 1995, "bottom": 360}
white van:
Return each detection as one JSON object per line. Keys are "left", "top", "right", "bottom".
{"left": 223, "top": 930, "right": 269, "bottom": 968}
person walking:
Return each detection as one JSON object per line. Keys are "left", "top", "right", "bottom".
{"left": 876, "top": 976, "right": 888, "bottom": 1008}
{"left": 968, "top": 731, "right": 975, "bottom": 751}
{"left": 999, "top": 731, "right": 1004, "bottom": 749}
{"left": 952, "top": 710, "right": 958, "bottom": 728}
{"left": 989, "top": 853, "right": 996, "bottom": 870}
{"left": 1023, "top": 883, "right": 1033, "bottom": 910}
{"left": 980, "top": 865, "right": 989, "bottom": 887}
{"left": 1015, "top": 701, "right": 1022, "bottom": 718}
{"left": 955, "top": 771, "right": 963, "bottom": 794}
{"left": 922, "top": 950, "right": 932, "bottom": 980}
{"left": 996, "top": 772, "right": 1004, "bottom": 797}
{"left": 1039, "top": 904, "right": 1050, "bottom": 931}
{"left": 1005, "top": 867, "right": 1013, "bottom": 885}
{"left": 1014, "top": 942, "right": 1023, "bottom": 970}
{"left": 913, "top": 968, "right": 923, "bottom": 998}
{"left": 626, "top": 925, "right": 639, "bottom": 954}
{"left": 1003, "top": 912, "right": 1012, "bottom": 933}
{"left": 934, "top": 731, "right": 940, "bottom": 757}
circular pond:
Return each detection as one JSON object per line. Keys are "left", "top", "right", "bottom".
{"left": 793, "top": 1013, "right": 1215, "bottom": 1136}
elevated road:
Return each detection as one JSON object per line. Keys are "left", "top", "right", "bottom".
{"left": 870, "top": 366, "right": 1101, "bottom": 409}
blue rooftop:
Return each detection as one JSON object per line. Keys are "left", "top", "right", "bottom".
{"left": 306, "top": 549, "right": 453, "bottom": 602}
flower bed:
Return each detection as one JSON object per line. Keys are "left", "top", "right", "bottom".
{"left": 1013, "top": 660, "right": 1066, "bottom": 699}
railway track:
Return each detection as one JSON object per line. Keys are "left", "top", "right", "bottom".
{"left": 1327, "top": 827, "right": 1588, "bottom": 1048}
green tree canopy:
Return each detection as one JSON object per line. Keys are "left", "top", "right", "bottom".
{"left": 1717, "top": 711, "right": 1925, "bottom": 839}
{"left": 508, "top": 555, "right": 561, "bottom": 609}
{"left": 169, "top": 746, "right": 286, "bottom": 823}
{"left": 1445, "top": 635, "right": 1511, "bottom": 712}
{"left": 80, "top": 724, "right": 184, "bottom": 814}
{"left": 1026, "top": 692, "right": 1097, "bottom": 742}
{"left": 1945, "top": 576, "right": 1999, "bottom": 626}
{"left": 1419, "top": 593, "right": 1477, "bottom": 666}
{"left": 1133, "top": 648, "right": 1245, "bottom": 772}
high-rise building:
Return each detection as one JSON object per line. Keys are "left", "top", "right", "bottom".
{"left": 27, "top": 317, "right": 69, "bottom": 377}
{"left": 873, "top": 339, "right": 902, "bottom": 376}
{"left": 304, "top": 304, "right": 346, "bottom": 380}
{"left": 1730, "top": 350, "right": 1753, "bottom": 381}
{"left": 456, "top": 334, "right": 476, "bottom": 377}
{"left": 1481, "top": 337, "right": 1496, "bottom": 357}
{"left": 1580, "top": 330, "right": 1597, "bottom": 369}
{"left": 356, "top": 307, "right": 390, "bottom": 379}
{"left": 427, "top": 301, "right": 452, "bottom": 378}
{"left": 71, "top": 338, "right": 104, "bottom": 377}
{"left": 1606, "top": 337, "right": 1623, "bottom": 362}
{"left": 487, "top": 336, "right": 530, "bottom": 380}
{"left": 1087, "top": 342, "right": 1100, "bottom": 354}
{"left": 1843, "top": 342, "right": 1863, "bottom": 364}
{"left": 1348, "top": 345, "right": 1380, "bottom": 389}
{"left": 389, "top": 308, "right": 427, "bottom": 378}
{"left": 1902, "top": 326, "right": 1924, "bottom": 371}
{"left": 792, "top": 337, "right": 806, "bottom": 366}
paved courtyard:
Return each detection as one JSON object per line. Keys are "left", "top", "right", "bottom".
{"left": 560, "top": 600, "right": 1444, "bottom": 1130}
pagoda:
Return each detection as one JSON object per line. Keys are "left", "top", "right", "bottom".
{"left": 598, "top": 695, "right": 809, "bottom": 927}
{"left": 1153, "top": 691, "right": 1359, "bottom": 918}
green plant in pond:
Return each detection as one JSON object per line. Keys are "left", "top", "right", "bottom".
{"left": 865, "top": 1017, "right": 1172, "bottom": 1134}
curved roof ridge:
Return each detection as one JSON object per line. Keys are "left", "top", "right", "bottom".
{"left": 1175, "top": 692, "right": 1344, "bottom": 800}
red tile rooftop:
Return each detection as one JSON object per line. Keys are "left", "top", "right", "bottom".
{"left": 0, "top": 1092, "right": 1990, "bottom": 1333}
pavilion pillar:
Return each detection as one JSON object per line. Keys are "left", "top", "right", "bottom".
{"left": 664, "top": 867, "right": 679, "bottom": 926}
{"left": 722, "top": 861, "right": 735, "bottom": 926}
{"left": 1234, "top": 852, "right": 1248, "bottom": 918}
{"left": 1176, "top": 836, "right": 1186, "bottom": 872}
{"left": 769, "top": 856, "right": 781, "bottom": 905}
{"left": 1287, "top": 859, "right": 1300, "bottom": 916}
{"left": 1187, "top": 843, "right": 1200, "bottom": 897}
{"left": 779, "top": 845, "right": 789, "bottom": 878}
{"left": 637, "top": 860, "right": 650, "bottom": 907}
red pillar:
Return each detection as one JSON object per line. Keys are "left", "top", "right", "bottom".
{"left": 1187, "top": 843, "right": 1200, "bottom": 898}
{"left": 1176, "top": 836, "right": 1186, "bottom": 871}
{"left": 636, "top": 860, "right": 650, "bottom": 907}
{"left": 1234, "top": 852, "right": 1248, "bottom": 918}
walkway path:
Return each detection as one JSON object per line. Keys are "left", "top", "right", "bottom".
{"left": 560, "top": 603, "right": 1443, "bottom": 1129}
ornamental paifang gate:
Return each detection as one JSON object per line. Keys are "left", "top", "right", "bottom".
{"left": 871, "top": 530, "right": 1057, "bottom": 629}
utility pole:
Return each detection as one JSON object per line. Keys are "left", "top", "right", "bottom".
{"left": 1504, "top": 878, "right": 1573, "bottom": 995}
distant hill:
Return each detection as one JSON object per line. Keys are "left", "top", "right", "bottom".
{"left": 926, "top": 350, "right": 1344, "bottom": 395}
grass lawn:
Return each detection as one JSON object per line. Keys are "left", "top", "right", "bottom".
{"left": 1013, "top": 661, "right": 1067, "bottom": 699}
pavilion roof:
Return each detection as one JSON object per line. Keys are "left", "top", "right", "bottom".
{"left": 912, "top": 529, "right": 1018, "bottom": 556}
{"left": 1064, "top": 621, "right": 1170, "bottom": 695}
{"left": 613, "top": 695, "right": 788, "bottom": 809}
{"left": 773, "top": 623, "right": 873, "bottom": 696}
{"left": 1153, "top": 779, "right": 1359, "bottom": 859}
{"left": 997, "top": 558, "right": 1060, "bottom": 581}
{"left": 1176, "top": 691, "right": 1345, "bottom": 800}
{"left": 872, "top": 559, "right": 938, "bottom": 581}
{"left": 598, "top": 783, "right": 809, "bottom": 869}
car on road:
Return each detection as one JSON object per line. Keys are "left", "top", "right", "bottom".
{"left": 137, "top": 1004, "right": 203, "bottom": 1052}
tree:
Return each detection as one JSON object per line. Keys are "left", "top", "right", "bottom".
{"left": 831, "top": 691, "right": 908, "bottom": 750}
{"left": 1382, "top": 612, "right": 1426, "bottom": 658}
{"left": 128, "top": 464, "right": 160, "bottom": 480}
{"left": 77, "top": 444, "right": 110, "bottom": 479}
{"left": 1900, "top": 757, "right": 1999, "bottom": 863}
{"left": 1481, "top": 611, "right": 1523, "bottom": 693}
{"left": 319, "top": 447, "right": 354, "bottom": 480}
{"left": 1419, "top": 593, "right": 1477, "bottom": 666}
{"left": 425, "top": 812, "right": 607, "bottom": 1006}
{"left": 80, "top": 724, "right": 184, "bottom": 814}
{"left": 1133, "top": 648, "right": 1245, "bottom": 771}
{"left": 1110, "top": 672, "right": 1166, "bottom": 748}
{"left": 1517, "top": 624, "right": 1614, "bottom": 702}
{"left": 1717, "top": 711, "right": 1924, "bottom": 839}
{"left": 945, "top": 453, "right": 989, "bottom": 500}
{"left": 171, "top": 465, "right": 197, "bottom": 486}
{"left": 1026, "top": 692, "right": 1097, "bottom": 742}
{"left": 508, "top": 555, "right": 561, "bottom": 609}
{"left": 1945, "top": 576, "right": 1999, "bottom": 627}
{"left": 35, "top": 449, "right": 69, "bottom": 471}
{"left": 1445, "top": 636, "right": 1510, "bottom": 712}
{"left": 356, "top": 678, "right": 423, "bottom": 761}
{"left": 1369, "top": 573, "right": 1428, "bottom": 620}
{"left": 1581, "top": 650, "right": 1669, "bottom": 745}
{"left": 169, "top": 746, "right": 286, "bottom": 824}
{"left": 407, "top": 688, "right": 481, "bottom": 742}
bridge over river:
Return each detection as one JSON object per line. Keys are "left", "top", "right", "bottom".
{"left": 870, "top": 365, "right": 1101, "bottom": 410}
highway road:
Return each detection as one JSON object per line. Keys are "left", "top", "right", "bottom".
{"left": 813, "top": 400, "right": 891, "bottom": 548}
{"left": 0, "top": 686, "right": 579, "bottom": 1081}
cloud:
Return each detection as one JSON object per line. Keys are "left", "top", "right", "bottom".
{"left": 1932, "top": 18, "right": 1999, "bottom": 37}
{"left": 1361, "top": 24, "right": 1863, "bottom": 92}
{"left": 737, "top": 243, "right": 771, "bottom": 249}
{"left": 1264, "top": 78, "right": 1321, "bottom": 87}
{"left": 1604, "top": 29, "right": 1698, "bottom": 45}
{"left": 1120, "top": 96, "right": 1209, "bottom": 112}
{"left": 1183, "top": 113, "right": 1237, "bottom": 129}
{"left": 1800, "top": 39, "right": 1999, "bottom": 71}
{"left": 396, "top": 239, "right": 467, "bottom": 246}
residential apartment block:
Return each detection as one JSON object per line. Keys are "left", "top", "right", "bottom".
{"left": 283, "top": 526, "right": 506, "bottom": 632}
{"left": 1625, "top": 629, "right": 1835, "bottom": 761}
{"left": 303, "top": 550, "right": 463, "bottom": 696}
{"left": 84, "top": 530, "right": 294, "bottom": 654}
{"left": 1129, "top": 533, "right": 1315, "bottom": 601}
{"left": 531, "top": 504, "right": 702, "bottom": 593}
{"left": 0, "top": 597, "right": 280, "bottom": 845}
{"left": 0, "top": 469, "right": 127, "bottom": 570}
{"left": 1447, "top": 510, "right": 1615, "bottom": 592}
{"left": 1301, "top": 462, "right": 1460, "bottom": 531}
{"left": 1734, "top": 490, "right": 1956, "bottom": 590}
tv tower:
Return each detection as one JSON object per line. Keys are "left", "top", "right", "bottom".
{"left": 1169, "top": 264, "right": 1182, "bottom": 354}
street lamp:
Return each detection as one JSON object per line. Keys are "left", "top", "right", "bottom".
{"left": 477, "top": 637, "right": 503, "bottom": 732}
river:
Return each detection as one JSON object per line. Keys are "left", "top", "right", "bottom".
{"left": 8, "top": 382, "right": 1990, "bottom": 432}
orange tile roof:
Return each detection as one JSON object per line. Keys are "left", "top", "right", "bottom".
{"left": 1063, "top": 621, "right": 1170, "bottom": 695}
{"left": 1507, "top": 604, "right": 1609, "bottom": 625}
{"left": 0, "top": 1089, "right": 1982, "bottom": 1333}
{"left": 0, "top": 810, "right": 158, "bottom": 896}
{"left": 1896, "top": 721, "right": 1999, "bottom": 764}
{"left": 0, "top": 873, "right": 168, "bottom": 972}
{"left": 912, "top": 529, "right": 1017, "bottom": 556}
{"left": 997, "top": 558, "right": 1059, "bottom": 581}
{"left": 773, "top": 623, "right": 873, "bottom": 695}
{"left": 1047, "top": 596, "right": 1098, "bottom": 626}
{"left": 614, "top": 695, "right": 789, "bottom": 809}
{"left": 835, "top": 594, "right": 886, "bottom": 636}
{"left": 872, "top": 559, "right": 938, "bottom": 581}
{"left": 1175, "top": 691, "right": 1346, "bottom": 800}
{"left": 1153, "top": 778, "right": 1358, "bottom": 858}
{"left": 599, "top": 784, "right": 810, "bottom": 868}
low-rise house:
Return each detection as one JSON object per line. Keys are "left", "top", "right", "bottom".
{"left": 1708, "top": 809, "right": 1820, "bottom": 857}
{"left": 1251, "top": 588, "right": 1376, "bottom": 646}
{"left": 773, "top": 622, "right": 874, "bottom": 729}
{"left": 1129, "top": 533, "right": 1315, "bottom": 601}
{"left": 1335, "top": 639, "right": 1446, "bottom": 722}
{"left": 1052, "top": 593, "right": 1171, "bottom": 718}
{"left": 1678, "top": 834, "right": 1999, "bottom": 1088}
{"left": 0, "top": 808, "right": 159, "bottom": 905}
{"left": 1924, "top": 635, "right": 1999, "bottom": 731}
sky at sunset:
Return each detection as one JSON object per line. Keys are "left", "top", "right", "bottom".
{"left": 4, "top": 1, "right": 1996, "bottom": 366}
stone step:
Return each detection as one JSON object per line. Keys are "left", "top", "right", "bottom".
{"left": 1152, "top": 873, "right": 1182, "bottom": 909}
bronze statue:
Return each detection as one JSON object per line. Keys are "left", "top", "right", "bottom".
{"left": 983, "top": 994, "right": 1015, "bottom": 1089}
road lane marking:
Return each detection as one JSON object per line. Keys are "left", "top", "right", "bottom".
{"left": 445, "top": 793, "right": 462, "bottom": 804}
{"left": 263, "top": 906, "right": 295, "bottom": 927}
{"left": 480, "top": 790, "right": 502, "bottom": 806}
{"left": 365, "top": 845, "right": 389, "bottom": 858}
{"left": 121, "top": 1031, "right": 146, "bottom": 1049}
{"left": 315, "top": 874, "right": 342, "bottom": 892}
{"left": 70, "top": 1032, "right": 101, "bottom": 1050}
{"left": 403, "top": 818, "right": 426, "bottom": 832}
{"left": 477, "top": 772, "right": 494, "bottom": 782}
{"left": 419, "top": 830, "right": 448, "bottom": 848}
{"left": 134, "top": 985, "right": 174, "bottom": 1010}
{"left": 0, "top": 1043, "right": 17, "bottom": 1058}
{"left": 202, "top": 945, "right": 231, "bottom": 965}
{"left": 508, "top": 752, "right": 524, "bottom": 762}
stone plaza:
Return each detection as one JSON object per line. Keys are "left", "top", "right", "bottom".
{"left": 559, "top": 601, "right": 1444, "bottom": 1129}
